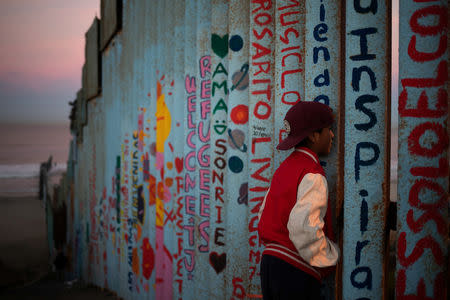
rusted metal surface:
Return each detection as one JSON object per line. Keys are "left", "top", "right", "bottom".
{"left": 171, "top": 1, "right": 186, "bottom": 298}
{"left": 248, "top": 1, "right": 275, "bottom": 297}
{"left": 182, "top": 1, "right": 198, "bottom": 298}
{"left": 342, "top": 1, "right": 391, "bottom": 299}
{"left": 84, "top": 18, "right": 101, "bottom": 100}
{"left": 193, "top": 1, "right": 211, "bottom": 298}
{"left": 304, "top": 0, "right": 341, "bottom": 298}
{"left": 59, "top": 1, "right": 450, "bottom": 299}
{"left": 396, "top": 0, "right": 448, "bottom": 298}
{"left": 209, "top": 0, "right": 229, "bottom": 297}
{"left": 274, "top": 0, "right": 305, "bottom": 169}
{"left": 75, "top": 88, "right": 86, "bottom": 144}
{"left": 226, "top": 1, "right": 250, "bottom": 299}
{"left": 100, "top": 0, "right": 122, "bottom": 51}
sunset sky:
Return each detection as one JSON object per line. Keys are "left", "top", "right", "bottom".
{"left": 0, "top": 0, "right": 99, "bottom": 124}
{"left": 0, "top": 1, "right": 398, "bottom": 125}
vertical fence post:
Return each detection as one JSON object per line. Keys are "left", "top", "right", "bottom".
{"left": 209, "top": 0, "right": 229, "bottom": 297}
{"left": 172, "top": 0, "right": 186, "bottom": 298}
{"left": 274, "top": 0, "right": 305, "bottom": 168}
{"left": 194, "top": 0, "right": 212, "bottom": 298}
{"left": 182, "top": 1, "right": 198, "bottom": 298}
{"left": 342, "top": 0, "right": 391, "bottom": 299}
{"left": 396, "top": 1, "right": 448, "bottom": 298}
{"left": 304, "top": 0, "right": 341, "bottom": 298}
{"left": 139, "top": 2, "right": 158, "bottom": 299}
{"left": 224, "top": 1, "right": 251, "bottom": 299}
{"left": 249, "top": 0, "right": 275, "bottom": 298}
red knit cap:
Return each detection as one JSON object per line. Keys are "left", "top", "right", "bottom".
{"left": 277, "top": 101, "right": 334, "bottom": 150}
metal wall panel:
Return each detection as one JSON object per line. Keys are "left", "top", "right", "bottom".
{"left": 248, "top": 0, "right": 275, "bottom": 297}
{"left": 61, "top": 1, "right": 450, "bottom": 299}
{"left": 226, "top": 1, "right": 250, "bottom": 298}
{"left": 182, "top": 1, "right": 198, "bottom": 298}
{"left": 209, "top": 0, "right": 229, "bottom": 297}
{"left": 100, "top": 0, "right": 122, "bottom": 50}
{"left": 342, "top": 0, "right": 391, "bottom": 299}
{"left": 396, "top": 0, "right": 448, "bottom": 298}
{"left": 85, "top": 18, "right": 101, "bottom": 100}
{"left": 144, "top": 2, "right": 157, "bottom": 299}
{"left": 171, "top": 1, "right": 186, "bottom": 298}
{"left": 100, "top": 32, "right": 122, "bottom": 293}
{"left": 274, "top": 0, "right": 305, "bottom": 168}
{"left": 193, "top": 1, "right": 212, "bottom": 298}
{"left": 304, "top": 0, "right": 341, "bottom": 298}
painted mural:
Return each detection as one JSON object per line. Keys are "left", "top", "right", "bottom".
{"left": 62, "top": 0, "right": 448, "bottom": 300}
{"left": 397, "top": 1, "right": 448, "bottom": 299}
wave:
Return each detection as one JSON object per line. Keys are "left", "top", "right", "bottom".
{"left": 0, "top": 163, "right": 67, "bottom": 179}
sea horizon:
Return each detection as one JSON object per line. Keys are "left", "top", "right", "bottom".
{"left": 0, "top": 122, "right": 71, "bottom": 196}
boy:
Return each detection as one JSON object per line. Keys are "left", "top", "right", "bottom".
{"left": 258, "top": 101, "right": 340, "bottom": 299}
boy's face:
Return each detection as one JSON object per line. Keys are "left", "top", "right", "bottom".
{"left": 314, "top": 126, "right": 334, "bottom": 156}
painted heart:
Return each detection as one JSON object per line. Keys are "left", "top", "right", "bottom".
{"left": 211, "top": 34, "right": 228, "bottom": 58}
{"left": 174, "top": 157, "right": 183, "bottom": 174}
{"left": 209, "top": 252, "right": 226, "bottom": 274}
{"left": 141, "top": 237, "right": 155, "bottom": 280}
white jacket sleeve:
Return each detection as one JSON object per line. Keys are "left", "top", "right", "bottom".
{"left": 287, "top": 173, "right": 340, "bottom": 267}
{"left": 257, "top": 188, "right": 269, "bottom": 221}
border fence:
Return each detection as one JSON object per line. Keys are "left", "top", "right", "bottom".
{"left": 50, "top": 0, "right": 448, "bottom": 299}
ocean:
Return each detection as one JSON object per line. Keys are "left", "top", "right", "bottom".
{"left": 0, "top": 122, "right": 398, "bottom": 199}
{"left": 0, "top": 123, "right": 71, "bottom": 197}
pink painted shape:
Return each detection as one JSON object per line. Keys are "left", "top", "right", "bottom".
{"left": 155, "top": 227, "right": 173, "bottom": 300}
{"left": 156, "top": 152, "right": 164, "bottom": 170}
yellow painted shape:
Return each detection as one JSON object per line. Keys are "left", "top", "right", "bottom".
{"left": 155, "top": 81, "right": 172, "bottom": 153}
{"left": 156, "top": 197, "right": 164, "bottom": 227}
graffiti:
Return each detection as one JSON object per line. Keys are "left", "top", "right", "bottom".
{"left": 209, "top": 252, "right": 226, "bottom": 274}
{"left": 127, "top": 219, "right": 136, "bottom": 292}
{"left": 131, "top": 132, "right": 141, "bottom": 230}
{"left": 308, "top": 0, "right": 333, "bottom": 105}
{"left": 212, "top": 34, "right": 229, "bottom": 58}
{"left": 154, "top": 77, "right": 174, "bottom": 298}
{"left": 230, "top": 105, "right": 249, "bottom": 125}
{"left": 227, "top": 129, "right": 248, "bottom": 153}
{"left": 396, "top": 1, "right": 448, "bottom": 299}
{"left": 115, "top": 156, "right": 121, "bottom": 224}
{"left": 228, "top": 156, "right": 244, "bottom": 173}
{"left": 121, "top": 139, "right": 130, "bottom": 236}
{"left": 141, "top": 237, "right": 155, "bottom": 280}
{"left": 232, "top": 277, "right": 246, "bottom": 299}
{"left": 211, "top": 20, "right": 229, "bottom": 281}
{"left": 248, "top": 0, "right": 274, "bottom": 293}
{"left": 137, "top": 185, "right": 144, "bottom": 224}
{"left": 276, "top": 0, "right": 304, "bottom": 110}
{"left": 184, "top": 71, "right": 197, "bottom": 278}
{"left": 237, "top": 182, "right": 248, "bottom": 205}
{"left": 231, "top": 63, "right": 249, "bottom": 91}
{"left": 343, "top": 0, "right": 390, "bottom": 298}
{"left": 229, "top": 35, "right": 243, "bottom": 52}
{"left": 197, "top": 55, "right": 211, "bottom": 255}
{"left": 63, "top": 0, "right": 449, "bottom": 298}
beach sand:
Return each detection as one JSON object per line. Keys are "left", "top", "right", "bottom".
{"left": 0, "top": 194, "right": 49, "bottom": 289}
{"left": 0, "top": 122, "right": 71, "bottom": 289}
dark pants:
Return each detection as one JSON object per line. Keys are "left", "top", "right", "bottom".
{"left": 260, "top": 254, "right": 321, "bottom": 300}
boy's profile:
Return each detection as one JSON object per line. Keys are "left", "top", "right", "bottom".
{"left": 258, "top": 101, "right": 340, "bottom": 300}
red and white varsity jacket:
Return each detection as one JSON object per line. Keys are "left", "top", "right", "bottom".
{"left": 258, "top": 147, "right": 340, "bottom": 281}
